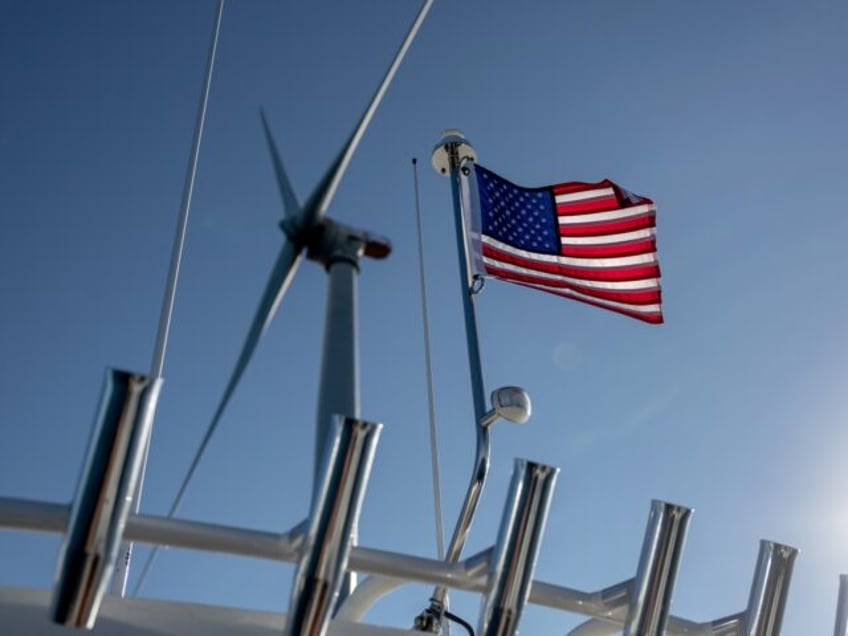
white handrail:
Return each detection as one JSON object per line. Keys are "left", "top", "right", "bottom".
{"left": 0, "top": 495, "right": 719, "bottom": 635}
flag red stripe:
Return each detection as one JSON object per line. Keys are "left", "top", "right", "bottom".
{"left": 511, "top": 281, "right": 664, "bottom": 324}
{"left": 556, "top": 196, "right": 620, "bottom": 214}
{"left": 559, "top": 213, "right": 655, "bottom": 237}
{"left": 482, "top": 243, "right": 660, "bottom": 282}
{"left": 560, "top": 237, "right": 657, "bottom": 258}
{"left": 551, "top": 181, "right": 613, "bottom": 195}
{"left": 484, "top": 265, "right": 661, "bottom": 304}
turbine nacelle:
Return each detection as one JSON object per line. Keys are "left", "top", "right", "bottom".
{"left": 301, "top": 218, "right": 392, "bottom": 268}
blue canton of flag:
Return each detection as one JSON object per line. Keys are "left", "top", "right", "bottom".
{"left": 477, "top": 169, "right": 559, "bottom": 255}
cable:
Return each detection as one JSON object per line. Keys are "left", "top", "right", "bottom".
{"left": 444, "top": 610, "right": 475, "bottom": 636}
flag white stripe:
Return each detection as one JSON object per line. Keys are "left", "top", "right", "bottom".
{"left": 557, "top": 203, "right": 655, "bottom": 225}
{"left": 483, "top": 257, "right": 660, "bottom": 291}
{"left": 482, "top": 235, "right": 658, "bottom": 269}
{"left": 561, "top": 227, "right": 655, "bottom": 246}
{"left": 518, "top": 281, "right": 662, "bottom": 315}
{"left": 554, "top": 187, "right": 615, "bottom": 204}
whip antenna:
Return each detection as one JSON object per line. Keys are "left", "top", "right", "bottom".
{"left": 412, "top": 158, "right": 446, "bottom": 562}
{"left": 120, "top": 0, "right": 226, "bottom": 597}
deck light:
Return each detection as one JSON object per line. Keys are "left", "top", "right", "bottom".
{"left": 480, "top": 386, "right": 531, "bottom": 427}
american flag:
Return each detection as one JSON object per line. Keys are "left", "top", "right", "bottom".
{"left": 471, "top": 164, "right": 662, "bottom": 324}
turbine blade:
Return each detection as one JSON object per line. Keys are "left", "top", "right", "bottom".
{"left": 171, "top": 240, "right": 302, "bottom": 514}
{"left": 300, "top": 0, "right": 434, "bottom": 226}
{"left": 212, "top": 238, "right": 303, "bottom": 429}
{"left": 260, "top": 108, "right": 302, "bottom": 219}
{"left": 132, "top": 238, "right": 303, "bottom": 596}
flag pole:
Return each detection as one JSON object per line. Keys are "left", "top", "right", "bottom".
{"left": 434, "top": 134, "right": 486, "bottom": 419}
{"left": 416, "top": 130, "right": 487, "bottom": 629}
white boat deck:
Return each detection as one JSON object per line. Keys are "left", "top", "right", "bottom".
{"left": 0, "top": 587, "right": 410, "bottom": 636}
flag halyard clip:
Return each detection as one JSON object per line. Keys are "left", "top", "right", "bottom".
{"left": 471, "top": 275, "right": 485, "bottom": 295}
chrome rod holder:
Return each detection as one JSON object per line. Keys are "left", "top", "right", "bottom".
{"left": 285, "top": 416, "right": 382, "bottom": 636}
{"left": 742, "top": 539, "right": 798, "bottom": 636}
{"left": 835, "top": 575, "right": 848, "bottom": 636}
{"left": 623, "top": 500, "right": 692, "bottom": 636}
{"left": 51, "top": 369, "right": 162, "bottom": 628}
{"left": 477, "top": 459, "right": 559, "bottom": 636}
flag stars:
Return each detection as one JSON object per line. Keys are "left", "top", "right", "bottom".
{"left": 478, "top": 169, "right": 558, "bottom": 254}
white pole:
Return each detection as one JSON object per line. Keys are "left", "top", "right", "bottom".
{"left": 113, "top": 0, "right": 225, "bottom": 597}
{"left": 411, "top": 158, "right": 447, "bottom": 562}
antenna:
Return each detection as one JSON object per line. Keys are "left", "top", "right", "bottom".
{"left": 114, "top": 0, "right": 226, "bottom": 597}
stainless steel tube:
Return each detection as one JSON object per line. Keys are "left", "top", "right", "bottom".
{"left": 623, "top": 500, "right": 692, "bottom": 636}
{"left": 742, "top": 539, "right": 798, "bottom": 636}
{"left": 835, "top": 574, "right": 848, "bottom": 636}
{"left": 477, "top": 459, "right": 559, "bottom": 636}
{"left": 51, "top": 369, "right": 162, "bottom": 627}
{"left": 285, "top": 416, "right": 381, "bottom": 636}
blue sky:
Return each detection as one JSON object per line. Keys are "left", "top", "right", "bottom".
{"left": 2, "top": 1, "right": 848, "bottom": 633}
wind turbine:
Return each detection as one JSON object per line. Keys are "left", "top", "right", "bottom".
{"left": 133, "top": 0, "right": 435, "bottom": 595}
